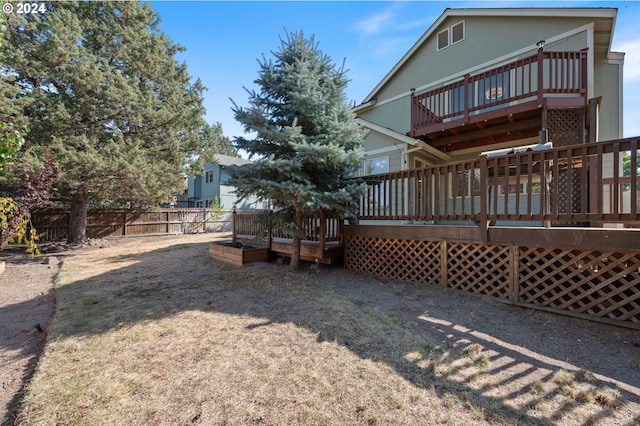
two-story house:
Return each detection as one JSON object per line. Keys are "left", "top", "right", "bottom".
{"left": 354, "top": 7, "right": 624, "bottom": 221}
{"left": 185, "top": 154, "right": 263, "bottom": 210}
{"left": 356, "top": 7, "right": 623, "bottom": 166}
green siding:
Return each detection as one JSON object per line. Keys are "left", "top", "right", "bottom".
{"left": 376, "top": 15, "right": 594, "bottom": 103}
{"left": 360, "top": 98, "right": 410, "bottom": 134}
{"left": 594, "top": 61, "right": 623, "bottom": 140}
{"left": 361, "top": 131, "right": 406, "bottom": 173}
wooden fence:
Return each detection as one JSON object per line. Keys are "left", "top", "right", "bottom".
{"left": 30, "top": 208, "right": 234, "bottom": 241}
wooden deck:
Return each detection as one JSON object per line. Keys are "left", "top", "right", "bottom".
{"left": 270, "top": 239, "right": 343, "bottom": 265}
{"left": 232, "top": 138, "right": 639, "bottom": 328}
{"left": 233, "top": 211, "right": 345, "bottom": 265}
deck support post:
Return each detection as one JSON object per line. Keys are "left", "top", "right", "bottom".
{"left": 267, "top": 210, "right": 273, "bottom": 251}
{"left": 232, "top": 209, "right": 237, "bottom": 242}
{"left": 440, "top": 240, "right": 448, "bottom": 288}
{"left": 509, "top": 246, "right": 519, "bottom": 304}
{"left": 537, "top": 48, "right": 544, "bottom": 107}
{"left": 479, "top": 155, "right": 489, "bottom": 242}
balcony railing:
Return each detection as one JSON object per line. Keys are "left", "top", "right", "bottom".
{"left": 411, "top": 50, "right": 588, "bottom": 136}
{"left": 358, "top": 137, "right": 639, "bottom": 227}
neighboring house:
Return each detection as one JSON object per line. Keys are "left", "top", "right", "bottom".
{"left": 185, "top": 154, "right": 263, "bottom": 210}
{"left": 355, "top": 7, "right": 623, "bottom": 171}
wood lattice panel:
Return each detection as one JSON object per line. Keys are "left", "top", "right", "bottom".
{"left": 447, "top": 243, "right": 511, "bottom": 300}
{"left": 345, "top": 236, "right": 441, "bottom": 285}
{"left": 547, "top": 108, "right": 585, "bottom": 147}
{"left": 519, "top": 247, "right": 640, "bottom": 323}
{"left": 552, "top": 168, "right": 583, "bottom": 215}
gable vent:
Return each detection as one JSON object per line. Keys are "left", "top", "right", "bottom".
{"left": 437, "top": 28, "right": 449, "bottom": 50}
{"left": 452, "top": 21, "right": 465, "bottom": 44}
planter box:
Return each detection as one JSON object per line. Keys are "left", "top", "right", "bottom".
{"left": 209, "top": 242, "right": 268, "bottom": 266}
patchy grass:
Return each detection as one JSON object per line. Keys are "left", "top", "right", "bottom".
{"left": 14, "top": 234, "right": 640, "bottom": 425}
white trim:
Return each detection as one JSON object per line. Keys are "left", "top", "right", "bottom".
{"left": 363, "top": 146, "right": 400, "bottom": 157}
{"left": 603, "top": 51, "right": 624, "bottom": 65}
{"left": 587, "top": 25, "right": 595, "bottom": 100}
{"left": 362, "top": 8, "right": 616, "bottom": 104}
{"left": 356, "top": 118, "right": 451, "bottom": 161}
{"left": 618, "top": 56, "right": 624, "bottom": 138}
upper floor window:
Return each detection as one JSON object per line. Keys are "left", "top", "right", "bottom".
{"left": 437, "top": 20, "right": 465, "bottom": 51}
{"left": 205, "top": 170, "right": 214, "bottom": 183}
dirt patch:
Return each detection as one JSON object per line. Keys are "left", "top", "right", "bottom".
{"left": 2, "top": 234, "right": 640, "bottom": 425}
{"left": 0, "top": 248, "right": 59, "bottom": 425}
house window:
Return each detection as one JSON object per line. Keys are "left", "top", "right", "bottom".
{"left": 437, "top": 20, "right": 465, "bottom": 51}
{"left": 478, "top": 71, "right": 509, "bottom": 106}
{"left": 498, "top": 183, "right": 527, "bottom": 196}
{"left": 364, "top": 156, "right": 389, "bottom": 175}
{"left": 205, "top": 170, "right": 214, "bottom": 183}
{"left": 452, "top": 169, "right": 481, "bottom": 198}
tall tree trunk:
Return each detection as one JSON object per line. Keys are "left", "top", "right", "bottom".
{"left": 68, "top": 188, "right": 88, "bottom": 244}
{"left": 290, "top": 209, "right": 302, "bottom": 269}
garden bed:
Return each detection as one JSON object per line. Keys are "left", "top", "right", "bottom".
{"left": 208, "top": 241, "right": 268, "bottom": 266}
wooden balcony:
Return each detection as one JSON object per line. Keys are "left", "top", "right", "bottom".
{"left": 411, "top": 50, "right": 588, "bottom": 152}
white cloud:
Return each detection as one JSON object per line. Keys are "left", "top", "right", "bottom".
{"left": 354, "top": 9, "right": 396, "bottom": 36}
{"left": 614, "top": 39, "right": 640, "bottom": 83}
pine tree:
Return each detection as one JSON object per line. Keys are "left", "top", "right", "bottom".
{"left": 1, "top": 1, "right": 228, "bottom": 243}
{"left": 229, "top": 30, "right": 366, "bottom": 269}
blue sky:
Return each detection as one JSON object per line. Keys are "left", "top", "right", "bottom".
{"left": 150, "top": 1, "right": 640, "bottom": 143}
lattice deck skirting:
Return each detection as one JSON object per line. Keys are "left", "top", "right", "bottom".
{"left": 345, "top": 235, "right": 640, "bottom": 329}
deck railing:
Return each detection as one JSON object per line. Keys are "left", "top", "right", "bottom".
{"left": 232, "top": 210, "right": 344, "bottom": 243}
{"left": 411, "top": 50, "right": 588, "bottom": 135}
{"left": 358, "top": 137, "right": 639, "bottom": 227}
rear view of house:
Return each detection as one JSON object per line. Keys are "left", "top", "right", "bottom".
{"left": 355, "top": 8, "right": 622, "bottom": 168}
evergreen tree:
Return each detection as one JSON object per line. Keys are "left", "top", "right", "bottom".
{"left": 1, "top": 1, "right": 227, "bottom": 243}
{"left": 229, "top": 30, "right": 366, "bottom": 269}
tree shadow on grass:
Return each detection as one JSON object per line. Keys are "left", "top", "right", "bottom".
{"left": 3, "top": 238, "right": 640, "bottom": 425}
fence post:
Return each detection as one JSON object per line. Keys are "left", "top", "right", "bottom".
{"left": 267, "top": 210, "right": 273, "bottom": 251}
{"left": 319, "top": 210, "right": 326, "bottom": 253}
{"left": 232, "top": 209, "right": 237, "bottom": 242}
{"left": 123, "top": 211, "right": 127, "bottom": 236}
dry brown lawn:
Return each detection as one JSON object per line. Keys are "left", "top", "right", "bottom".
{"left": 10, "top": 233, "right": 640, "bottom": 425}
